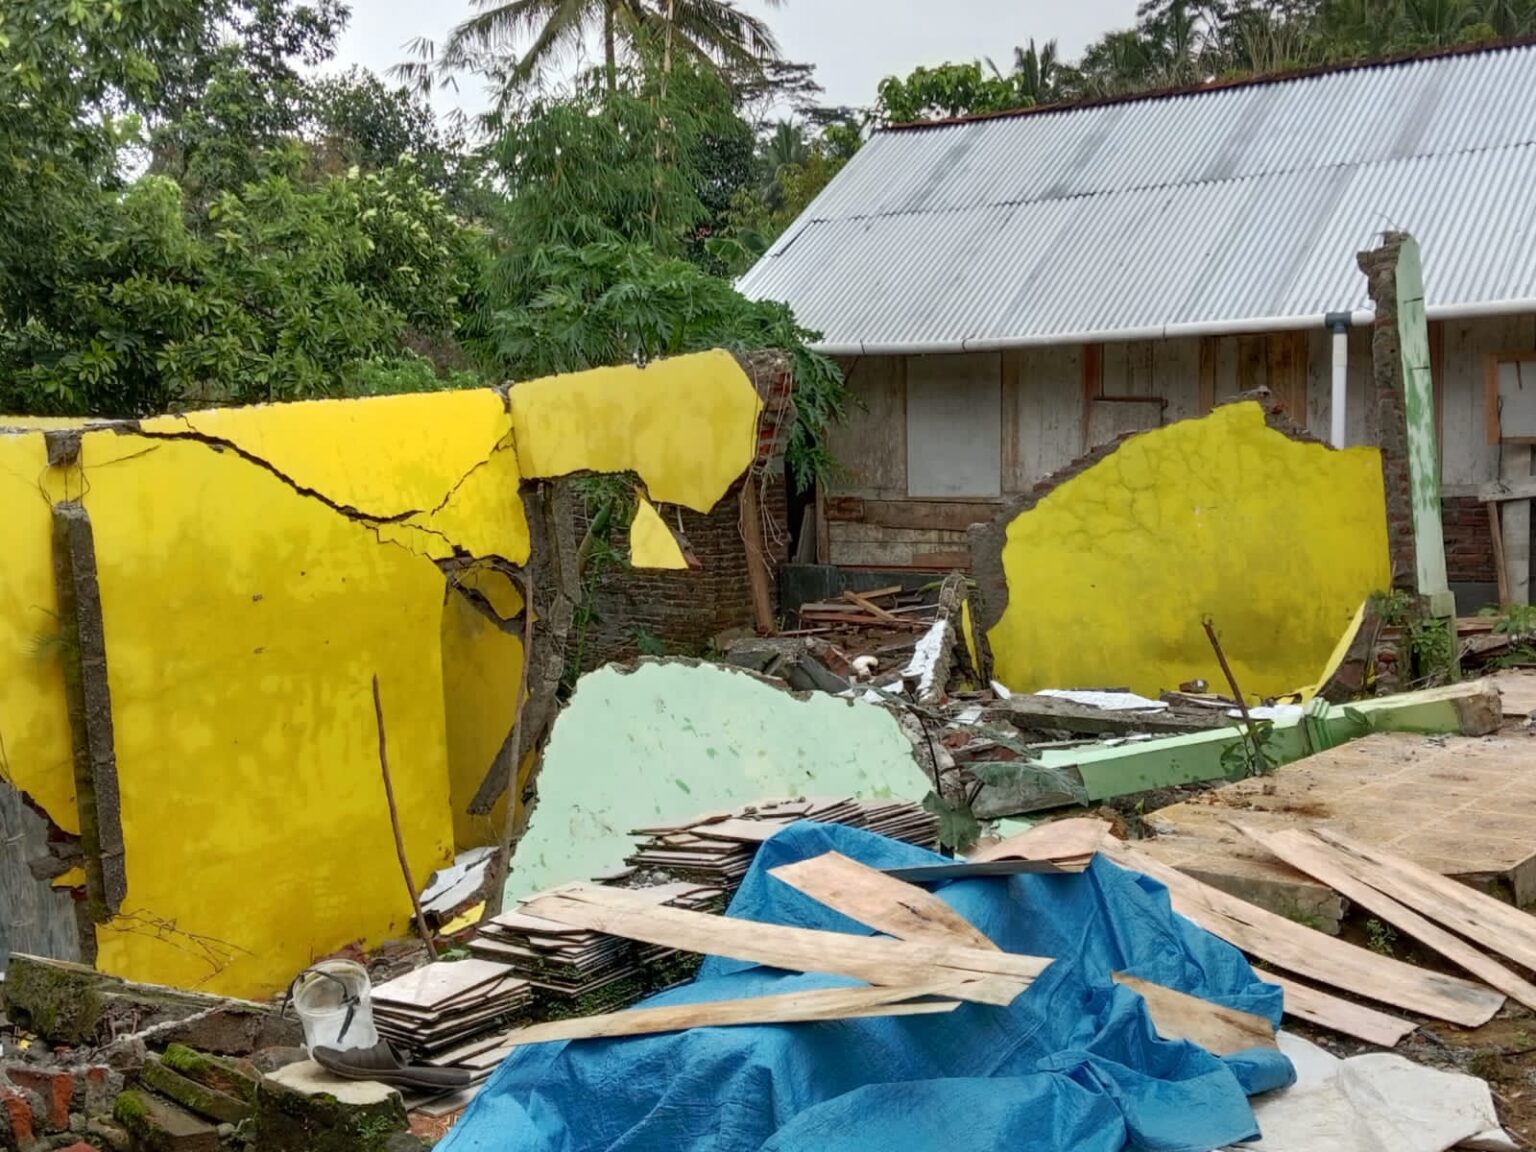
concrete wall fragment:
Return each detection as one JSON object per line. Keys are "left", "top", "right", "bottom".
{"left": 975, "top": 402, "right": 1392, "bottom": 699}
{"left": 0, "top": 351, "right": 768, "bottom": 998}
{"left": 507, "top": 660, "right": 932, "bottom": 902}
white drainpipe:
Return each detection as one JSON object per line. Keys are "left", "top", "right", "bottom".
{"left": 1326, "top": 312, "right": 1353, "bottom": 449}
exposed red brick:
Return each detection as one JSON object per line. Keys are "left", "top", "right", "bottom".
{"left": 55, "top": 1143, "right": 101, "bottom": 1152}
{"left": 9, "top": 1067, "right": 71, "bottom": 1133}
{"left": 1442, "top": 496, "right": 1497, "bottom": 584}
{"left": 0, "top": 1087, "right": 35, "bottom": 1150}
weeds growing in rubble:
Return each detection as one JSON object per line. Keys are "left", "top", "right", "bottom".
{"left": 1371, "top": 590, "right": 1459, "bottom": 684}
{"left": 1484, "top": 603, "right": 1536, "bottom": 668}
{"left": 1365, "top": 918, "right": 1398, "bottom": 956}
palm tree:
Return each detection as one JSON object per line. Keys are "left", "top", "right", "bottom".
{"left": 1010, "top": 38, "right": 1060, "bottom": 103}
{"left": 1393, "top": 0, "right": 1484, "bottom": 46}
{"left": 436, "top": 0, "right": 784, "bottom": 96}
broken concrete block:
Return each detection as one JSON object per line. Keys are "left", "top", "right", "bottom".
{"left": 4, "top": 955, "right": 300, "bottom": 1053}
{"left": 255, "top": 1062, "right": 406, "bottom": 1152}
{"left": 111, "top": 1091, "right": 218, "bottom": 1152}
{"left": 136, "top": 1059, "right": 251, "bottom": 1126}
{"left": 156, "top": 1048, "right": 258, "bottom": 1107}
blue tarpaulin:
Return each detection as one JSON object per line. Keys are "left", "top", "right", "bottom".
{"left": 441, "top": 822, "right": 1294, "bottom": 1152}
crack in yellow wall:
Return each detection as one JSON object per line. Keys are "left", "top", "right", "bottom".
{"left": 0, "top": 350, "right": 762, "bottom": 997}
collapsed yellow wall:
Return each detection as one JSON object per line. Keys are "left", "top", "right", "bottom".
{"left": 0, "top": 433, "right": 79, "bottom": 833}
{"left": 0, "top": 350, "right": 762, "bottom": 998}
{"left": 508, "top": 350, "right": 763, "bottom": 511}
{"left": 441, "top": 584, "right": 521, "bottom": 852}
{"left": 81, "top": 431, "right": 456, "bottom": 995}
{"left": 987, "top": 403, "right": 1391, "bottom": 699}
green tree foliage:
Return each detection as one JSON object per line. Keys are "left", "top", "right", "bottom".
{"left": 467, "top": 62, "right": 844, "bottom": 485}
{"left": 874, "top": 61, "right": 1036, "bottom": 124}
{"left": 0, "top": 154, "right": 476, "bottom": 417}
{"left": 0, "top": 1, "right": 482, "bottom": 418}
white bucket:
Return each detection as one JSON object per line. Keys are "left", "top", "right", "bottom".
{"left": 291, "top": 960, "right": 379, "bottom": 1054}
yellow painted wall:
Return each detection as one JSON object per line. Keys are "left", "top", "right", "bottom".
{"left": 0, "top": 433, "right": 78, "bottom": 832}
{"left": 0, "top": 350, "right": 762, "bottom": 997}
{"left": 629, "top": 495, "right": 690, "bottom": 570}
{"left": 509, "top": 350, "right": 762, "bottom": 511}
{"left": 80, "top": 431, "right": 455, "bottom": 995}
{"left": 441, "top": 584, "right": 522, "bottom": 851}
{"left": 987, "top": 403, "right": 1390, "bottom": 699}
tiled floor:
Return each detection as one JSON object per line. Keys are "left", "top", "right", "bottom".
{"left": 1139, "top": 731, "right": 1536, "bottom": 913}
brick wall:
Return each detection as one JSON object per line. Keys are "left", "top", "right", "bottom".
{"left": 574, "top": 478, "right": 790, "bottom": 669}
{"left": 571, "top": 352, "right": 796, "bottom": 671}
{"left": 1443, "top": 496, "right": 1497, "bottom": 585}
{"left": 1358, "top": 236, "right": 1419, "bottom": 593}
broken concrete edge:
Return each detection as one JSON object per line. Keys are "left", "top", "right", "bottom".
{"left": 972, "top": 679, "right": 1503, "bottom": 818}
{"left": 4, "top": 953, "right": 302, "bottom": 1053}
{"left": 257, "top": 1061, "right": 408, "bottom": 1152}
{"left": 966, "top": 401, "right": 1340, "bottom": 646}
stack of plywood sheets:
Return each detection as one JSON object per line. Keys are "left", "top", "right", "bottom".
{"left": 625, "top": 798, "right": 940, "bottom": 889}
{"left": 371, "top": 958, "right": 533, "bottom": 1061}
{"left": 471, "top": 883, "right": 724, "bottom": 1017}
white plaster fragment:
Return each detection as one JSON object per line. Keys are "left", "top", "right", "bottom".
{"left": 901, "top": 619, "right": 949, "bottom": 698}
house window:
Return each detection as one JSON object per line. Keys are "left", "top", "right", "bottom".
{"left": 905, "top": 353, "right": 1001, "bottom": 498}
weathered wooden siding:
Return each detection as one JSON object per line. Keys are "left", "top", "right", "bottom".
{"left": 824, "top": 318, "right": 1533, "bottom": 568}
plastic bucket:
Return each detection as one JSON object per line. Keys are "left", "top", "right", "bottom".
{"left": 290, "top": 960, "right": 379, "bottom": 1054}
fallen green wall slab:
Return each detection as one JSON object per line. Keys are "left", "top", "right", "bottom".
{"left": 508, "top": 660, "right": 932, "bottom": 903}
{"left": 975, "top": 679, "right": 1503, "bottom": 817}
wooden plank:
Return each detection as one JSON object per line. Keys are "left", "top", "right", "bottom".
{"left": 842, "top": 591, "right": 899, "bottom": 622}
{"left": 459, "top": 984, "right": 965, "bottom": 1068}
{"left": 1239, "top": 826, "right": 1536, "bottom": 1012}
{"left": 1101, "top": 841, "right": 1504, "bottom": 1026}
{"left": 1255, "top": 971, "right": 1416, "bottom": 1047}
{"left": 1310, "top": 829, "right": 1536, "bottom": 974}
{"left": 1479, "top": 476, "right": 1536, "bottom": 503}
{"left": 814, "top": 486, "right": 829, "bottom": 564}
{"left": 1501, "top": 444, "right": 1532, "bottom": 605}
{"left": 520, "top": 887, "right": 1048, "bottom": 1005}
{"left": 970, "top": 818, "right": 1111, "bottom": 869}
{"left": 371, "top": 959, "right": 515, "bottom": 1010}
{"left": 1487, "top": 353, "right": 1503, "bottom": 445}
{"left": 1111, "top": 974, "right": 1276, "bottom": 1056}
{"left": 739, "top": 479, "right": 775, "bottom": 635}
{"left": 775, "top": 849, "right": 1275, "bottom": 1056}
{"left": 1492, "top": 502, "right": 1512, "bottom": 606}
{"left": 1237, "top": 335, "right": 1266, "bottom": 393}
{"left": 822, "top": 499, "right": 1000, "bottom": 534}
{"left": 1081, "top": 343, "right": 1102, "bottom": 454}
{"left": 797, "top": 610, "right": 926, "bottom": 630}
{"left": 769, "top": 851, "right": 995, "bottom": 950}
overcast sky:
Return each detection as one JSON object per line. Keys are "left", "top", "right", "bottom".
{"left": 335, "top": 0, "right": 1139, "bottom": 119}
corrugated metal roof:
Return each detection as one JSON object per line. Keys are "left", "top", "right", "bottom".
{"left": 736, "top": 43, "right": 1536, "bottom": 353}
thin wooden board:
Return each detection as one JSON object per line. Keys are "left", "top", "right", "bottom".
{"left": 1102, "top": 840, "right": 1503, "bottom": 1027}
{"left": 458, "top": 982, "right": 968, "bottom": 1069}
{"left": 775, "top": 849, "right": 1274, "bottom": 1057}
{"left": 1111, "top": 974, "right": 1276, "bottom": 1056}
{"left": 520, "top": 886, "right": 1046, "bottom": 1006}
{"left": 692, "top": 819, "right": 788, "bottom": 845}
{"left": 1241, "top": 825, "right": 1536, "bottom": 1012}
{"left": 371, "top": 959, "right": 516, "bottom": 1010}
{"left": 769, "top": 851, "right": 995, "bottom": 949}
{"left": 970, "top": 818, "right": 1112, "bottom": 869}
{"left": 1255, "top": 971, "right": 1416, "bottom": 1047}
{"left": 1311, "top": 828, "right": 1536, "bottom": 974}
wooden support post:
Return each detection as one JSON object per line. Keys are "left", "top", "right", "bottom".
{"left": 740, "top": 478, "right": 775, "bottom": 634}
